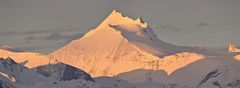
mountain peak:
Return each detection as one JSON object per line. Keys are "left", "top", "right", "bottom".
{"left": 228, "top": 43, "right": 240, "bottom": 53}
{"left": 49, "top": 10, "right": 208, "bottom": 77}
{"left": 135, "top": 16, "right": 148, "bottom": 28}
{"left": 82, "top": 10, "right": 149, "bottom": 39}
{"left": 136, "top": 16, "right": 144, "bottom": 23}
{"left": 99, "top": 10, "right": 148, "bottom": 28}
{"left": 109, "top": 10, "right": 125, "bottom": 18}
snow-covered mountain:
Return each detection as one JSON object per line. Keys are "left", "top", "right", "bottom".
{"left": 228, "top": 43, "right": 240, "bottom": 53}
{"left": 0, "top": 58, "right": 44, "bottom": 84}
{"left": 49, "top": 10, "right": 208, "bottom": 77}
{"left": 47, "top": 10, "right": 240, "bottom": 88}
{"left": 228, "top": 43, "right": 240, "bottom": 61}
{"left": 35, "top": 62, "right": 94, "bottom": 82}
{"left": 113, "top": 56, "right": 240, "bottom": 88}
{"left": 1, "top": 10, "right": 240, "bottom": 88}
{"left": 0, "top": 57, "right": 99, "bottom": 88}
{"left": 235, "top": 55, "right": 240, "bottom": 60}
{"left": 0, "top": 57, "right": 49, "bottom": 88}
{"left": 95, "top": 76, "right": 190, "bottom": 88}
{"left": 0, "top": 49, "right": 50, "bottom": 68}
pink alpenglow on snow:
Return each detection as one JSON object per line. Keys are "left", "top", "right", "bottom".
{"left": 49, "top": 10, "right": 205, "bottom": 77}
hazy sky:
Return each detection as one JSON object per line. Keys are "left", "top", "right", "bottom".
{"left": 0, "top": 0, "right": 240, "bottom": 54}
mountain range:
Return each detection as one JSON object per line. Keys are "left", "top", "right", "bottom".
{"left": 1, "top": 10, "right": 240, "bottom": 88}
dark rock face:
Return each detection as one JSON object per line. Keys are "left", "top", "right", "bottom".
{"left": 62, "top": 64, "right": 94, "bottom": 81}
{"left": 226, "top": 79, "right": 240, "bottom": 88}
{"left": 0, "top": 58, "right": 26, "bottom": 84}
{"left": 0, "top": 58, "right": 19, "bottom": 88}
{"left": 36, "top": 63, "right": 94, "bottom": 82}
{"left": 197, "top": 69, "right": 221, "bottom": 88}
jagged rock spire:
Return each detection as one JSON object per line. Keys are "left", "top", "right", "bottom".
{"left": 98, "top": 10, "right": 148, "bottom": 28}
{"left": 136, "top": 16, "right": 145, "bottom": 24}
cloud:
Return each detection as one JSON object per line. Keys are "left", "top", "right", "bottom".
{"left": 161, "top": 25, "right": 171, "bottom": 29}
{"left": 45, "top": 33, "right": 64, "bottom": 40}
{"left": 25, "top": 36, "right": 37, "bottom": 40}
{"left": 18, "top": 45, "right": 52, "bottom": 51}
{"left": 160, "top": 25, "right": 183, "bottom": 32}
{"left": 171, "top": 28, "right": 183, "bottom": 32}
{"left": 196, "top": 22, "right": 208, "bottom": 28}
{"left": 24, "top": 32, "right": 85, "bottom": 42}
{"left": 22, "top": 32, "right": 85, "bottom": 54}
{"left": 18, "top": 45, "right": 62, "bottom": 54}
{"left": 0, "top": 29, "right": 81, "bottom": 35}
{"left": 45, "top": 32, "right": 84, "bottom": 41}
{"left": 24, "top": 36, "right": 37, "bottom": 43}
{"left": 158, "top": 22, "right": 208, "bottom": 32}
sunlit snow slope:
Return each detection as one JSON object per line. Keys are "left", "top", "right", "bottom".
{"left": 49, "top": 10, "right": 205, "bottom": 77}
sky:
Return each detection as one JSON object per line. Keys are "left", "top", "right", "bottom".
{"left": 0, "top": 0, "right": 240, "bottom": 54}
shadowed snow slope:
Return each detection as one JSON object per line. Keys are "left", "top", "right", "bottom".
{"left": 0, "top": 57, "right": 47, "bottom": 85}
{"left": 95, "top": 76, "right": 190, "bottom": 88}
{"left": 0, "top": 58, "right": 99, "bottom": 88}
{"left": 49, "top": 10, "right": 205, "bottom": 77}
{"left": 35, "top": 62, "right": 94, "bottom": 82}
{"left": 97, "top": 56, "right": 240, "bottom": 88}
